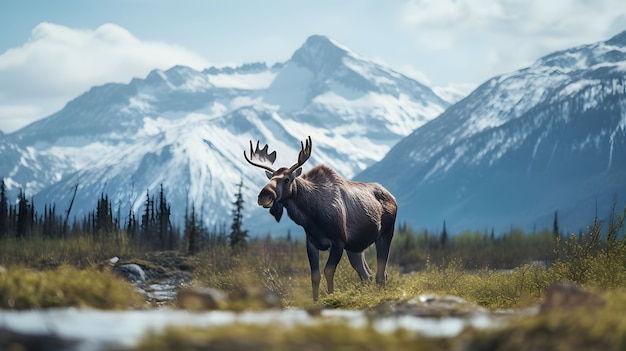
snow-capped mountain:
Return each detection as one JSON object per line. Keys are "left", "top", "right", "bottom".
{"left": 1, "top": 35, "right": 449, "bottom": 234}
{"left": 357, "top": 30, "right": 626, "bottom": 234}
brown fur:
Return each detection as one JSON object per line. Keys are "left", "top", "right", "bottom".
{"left": 257, "top": 163, "right": 397, "bottom": 301}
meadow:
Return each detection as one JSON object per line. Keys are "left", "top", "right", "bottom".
{"left": 1, "top": 203, "right": 626, "bottom": 350}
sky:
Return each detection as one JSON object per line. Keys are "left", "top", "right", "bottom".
{"left": 0, "top": 0, "right": 625, "bottom": 133}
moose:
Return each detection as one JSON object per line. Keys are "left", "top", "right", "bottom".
{"left": 244, "top": 136, "right": 397, "bottom": 300}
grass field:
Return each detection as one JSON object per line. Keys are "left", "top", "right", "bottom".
{"left": 1, "top": 205, "right": 625, "bottom": 350}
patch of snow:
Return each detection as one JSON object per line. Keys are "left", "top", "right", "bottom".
{"left": 207, "top": 71, "right": 277, "bottom": 90}
{"left": 230, "top": 96, "right": 266, "bottom": 110}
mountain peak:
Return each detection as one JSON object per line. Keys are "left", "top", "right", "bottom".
{"left": 290, "top": 35, "right": 351, "bottom": 72}
{"left": 3, "top": 33, "right": 450, "bottom": 235}
{"left": 606, "top": 29, "right": 626, "bottom": 46}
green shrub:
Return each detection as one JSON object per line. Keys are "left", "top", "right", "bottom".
{"left": 550, "top": 205, "right": 626, "bottom": 289}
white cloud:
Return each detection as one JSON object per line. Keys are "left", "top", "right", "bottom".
{"left": 0, "top": 22, "right": 210, "bottom": 133}
{"left": 401, "top": 0, "right": 626, "bottom": 81}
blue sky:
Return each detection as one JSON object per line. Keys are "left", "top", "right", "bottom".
{"left": 1, "top": 0, "right": 625, "bottom": 133}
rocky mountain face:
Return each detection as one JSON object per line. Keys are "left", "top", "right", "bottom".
{"left": 357, "top": 31, "right": 626, "bottom": 234}
{"left": 0, "top": 35, "right": 449, "bottom": 234}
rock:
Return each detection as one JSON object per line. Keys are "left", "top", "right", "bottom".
{"left": 177, "top": 287, "right": 228, "bottom": 311}
{"left": 113, "top": 264, "right": 146, "bottom": 283}
{"left": 540, "top": 282, "right": 604, "bottom": 313}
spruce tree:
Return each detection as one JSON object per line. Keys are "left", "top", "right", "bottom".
{"left": 157, "top": 184, "right": 173, "bottom": 250}
{"left": 229, "top": 179, "right": 248, "bottom": 249}
{"left": 94, "top": 193, "right": 114, "bottom": 235}
{"left": 16, "top": 189, "right": 32, "bottom": 238}
{"left": 141, "top": 190, "right": 155, "bottom": 247}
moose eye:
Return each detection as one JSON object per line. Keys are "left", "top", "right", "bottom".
{"left": 284, "top": 178, "right": 290, "bottom": 184}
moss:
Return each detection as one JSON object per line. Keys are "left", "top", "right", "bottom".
{"left": 134, "top": 322, "right": 452, "bottom": 351}
{"left": 0, "top": 266, "right": 143, "bottom": 310}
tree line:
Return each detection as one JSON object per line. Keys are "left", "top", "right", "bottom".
{"left": 0, "top": 179, "right": 249, "bottom": 253}
{"left": 3, "top": 177, "right": 622, "bottom": 272}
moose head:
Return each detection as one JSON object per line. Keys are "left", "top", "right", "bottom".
{"left": 244, "top": 136, "right": 312, "bottom": 222}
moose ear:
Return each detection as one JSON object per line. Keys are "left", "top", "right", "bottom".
{"left": 269, "top": 202, "right": 284, "bottom": 222}
{"left": 292, "top": 167, "right": 303, "bottom": 177}
{"left": 265, "top": 170, "right": 273, "bottom": 179}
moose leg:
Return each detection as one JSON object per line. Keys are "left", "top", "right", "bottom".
{"left": 346, "top": 251, "right": 372, "bottom": 281}
{"left": 323, "top": 243, "right": 344, "bottom": 295}
{"left": 364, "top": 257, "right": 373, "bottom": 276}
{"left": 374, "top": 229, "right": 394, "bottom": 285}
{"left": 306, "top": 238, "right": 321, "bottom": 301}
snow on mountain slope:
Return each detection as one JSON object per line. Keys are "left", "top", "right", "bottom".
{"left": 357, "top": 30, "right": 626, "bottom": 234}
{"left": 2, "top": 35, "right": 449, "bottom": 234}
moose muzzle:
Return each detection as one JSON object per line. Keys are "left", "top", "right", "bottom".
{"left": 258, "top": 187, "right": 276, "bottom": 208}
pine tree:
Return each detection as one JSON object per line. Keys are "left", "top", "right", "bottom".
{"left": 229, "top": 179, "right": 248, "bottom": 249}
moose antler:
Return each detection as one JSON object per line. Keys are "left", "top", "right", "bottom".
{"left": 244, "top": 140, "right": 277, "bottom": 173}
{"left": 288, "top": 136, "right": 312, "bottom": 173}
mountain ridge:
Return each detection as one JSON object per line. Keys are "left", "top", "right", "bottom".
{"left": 1, "top": 35, "right": 449, "bottom": 234}
{"left": 357, "top": 30, "right": 626, "bottom": 234}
